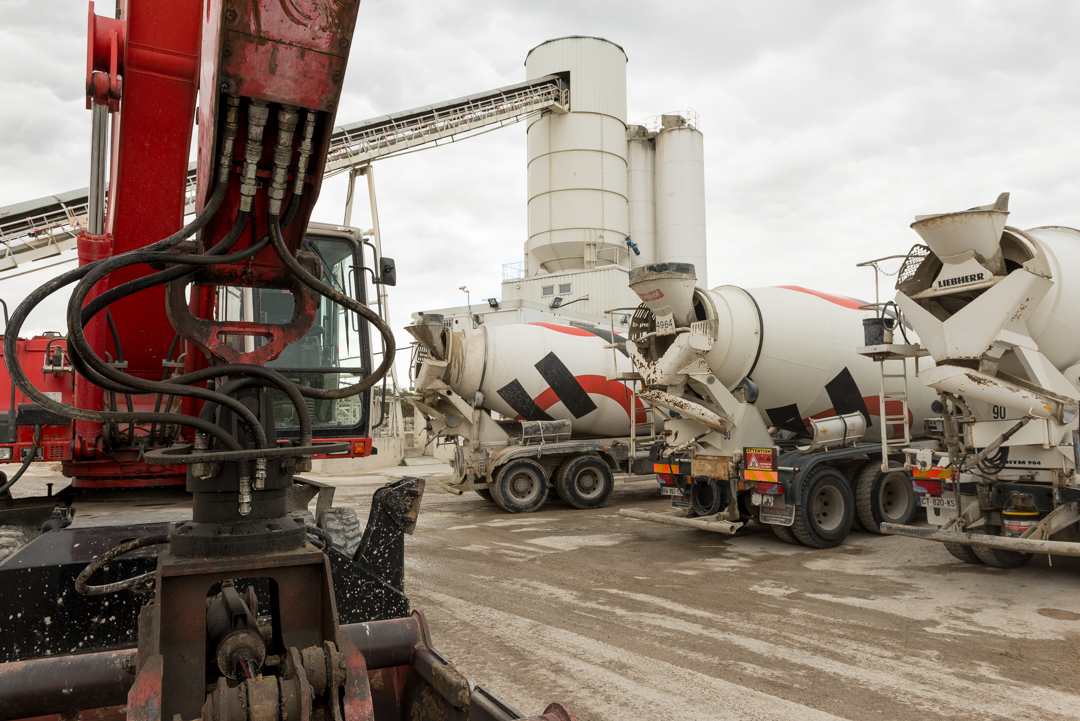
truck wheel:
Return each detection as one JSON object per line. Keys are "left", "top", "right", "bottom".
{"left": 770, "top": 523, "right": 800, "bottom": 545}
{"left": 838, "top": 460, "right": 869, "bottom": 532}
{"left": 492, "top": 459, "right": 549, "bottom": 513}
{"left": 0, "top": 527, "right": 27, "bottom": 565}
{"left": 944, "top": 541, "right": 983, "bottom": 564}
{"left": 690, "top": 478, "right": 726, "bottom": 517}
{"left": 554, "top": 456, "right": 613, "bottom": 510}
{"left": 791, "top": 467, "right": 854, "bottom": 549}
{"left": 973, "top": 540, "right": 1033, "bottom": 568}
{"left": 855, "top": 463, "right": 916, "bottom": 534}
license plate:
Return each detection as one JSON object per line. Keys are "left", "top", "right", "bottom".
{"left": 918, "top": 496, "right": 957, "bottom": 509}
{"left": 751, "top": 492, "right": 776, "bottom": 507}
{"left": 760, "top": 504, "right": 795, "bottom": 527}
{"left": 660, "top": 486, "right": 686, "bottom": 497}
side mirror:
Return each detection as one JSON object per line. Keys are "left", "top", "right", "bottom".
{"left": 378, "top": 257, "right": 397, "bottom": 286}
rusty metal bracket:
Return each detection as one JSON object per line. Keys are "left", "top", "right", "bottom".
{"left": 165, "top": 274, "right": 318, "bottom": 366}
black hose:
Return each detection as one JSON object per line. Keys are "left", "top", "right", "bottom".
{"left": 105, "top": 310, "right": 135, "bottom": 444}
{"left": 63, "top": 211, "right": 269, "bottom": 450}
{"left": 189, "top": 368, "right": 311, "bottom": 446}
{"left": 75, "top": 534, "right": 170, "bottom": 596}
{"left": 2, "top": 181, "right": 244, "bottom": 452}
{"left": 268, "top": 214, "right": 395, "bottom": 399}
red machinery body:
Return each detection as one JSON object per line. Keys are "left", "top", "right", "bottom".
{"left": 0, "top": 335, "right": 74, "bottom": 465}
{"left": 37, "top": 0, "right": 372, "bottom": 488}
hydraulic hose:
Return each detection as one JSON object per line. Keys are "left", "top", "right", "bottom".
{"left": 268, "top": 213, "right": 396, "bottom": 399}
{"left": 64, "top": 211, "right": 270, "bottom": 450}
{"left": 2, "top": 179, "right": 244, "bottom": 453}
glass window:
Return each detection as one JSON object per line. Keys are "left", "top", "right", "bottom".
{"left": 218, "top": 235, "right": 370, "bottom": 433}
{"left": 559, "top": 283, "right": 572, "bottom": 294}
{"left": 542, "top": 286, "right": 554, "bottom": 296}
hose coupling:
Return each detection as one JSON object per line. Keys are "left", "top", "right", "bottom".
{"left": 239, "top": 100, "right": 269, "bottom": 213}
{"left": 268, "top": 106, "right": 299, "bottom": 215}
{"left": 238, "top": 473, "right": 252, "bottom": 516}
{"left": 192, "top": 432, "right": 210, "bottom": 479}
{"left": 254, "top": 458, "right": 267, "bottom": 490}
{"left": 293, "top": 110, "right": 318, "bottom": 197}
{"left": 217, "top": 95, "right": 241, "bottom": 183}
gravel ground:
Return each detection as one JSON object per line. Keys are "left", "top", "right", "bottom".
{"left": 10, "top": 460, "right": 1080, "bottom": 720}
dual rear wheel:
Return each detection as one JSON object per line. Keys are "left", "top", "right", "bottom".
{"left": 488, "top": 454, "right": 615, "bottom": 513}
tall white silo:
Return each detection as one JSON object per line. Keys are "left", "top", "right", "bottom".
{"left": 525, "top": 37, "right": 629, "bottom": 275}
{"left": 626, "top": 124, "right": 656, "bottom": 267}
{"left": 655, "top": 114, "right": 707, "bottom": 287}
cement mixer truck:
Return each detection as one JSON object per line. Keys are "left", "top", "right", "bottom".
{"left": 616, "top": 264, "right": 939, "bottom": 548}
{"left": 861, "top": 194, "right": 1080, "bottom": 567}
{"left": 406, "top": 317, "right": 658, "bottom": 512}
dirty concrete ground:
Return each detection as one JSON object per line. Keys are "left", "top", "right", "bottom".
{"left": 13, "top": 460, "right": 1080, "bottom": 721}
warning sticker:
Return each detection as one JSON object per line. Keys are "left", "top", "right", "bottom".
{"left": 744, "top": 447, "right": 774, "bottom": 471}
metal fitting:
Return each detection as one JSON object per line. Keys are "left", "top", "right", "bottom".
{"left": 238, "top": 473, "right": 252, "bottom": 516}
{"left": 192, "top": 432, "right": 210, "bottom": 479}
{"left": 268, "top": 106, "right": 299, "bottom": 215}
{"left": 217, "top": 95, "right": 241, "bottom": 183}
{"left": 293, "top": 110, "right": 318, "bottom": 197}
{"left": 296, "top": 455, "right": 312, "bottom": 473}
{"left": 254, "top": 458, "right": 267, "bottom": 490}
{"left": 238, "top": 99, "right": 269, "bottom": 213}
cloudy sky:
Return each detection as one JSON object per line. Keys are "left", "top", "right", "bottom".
{"left": 2, "top": 0, "right": 1079, "bottom": 376}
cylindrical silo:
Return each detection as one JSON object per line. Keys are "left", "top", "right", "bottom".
{"left": 654, "top": 114, "right": 707, "bottom": 287}
{"left": 626, "top": 124, "right": 656, "bottom": 267}
{"left": 525, "top": 37, "right": 629, "bottom": 275}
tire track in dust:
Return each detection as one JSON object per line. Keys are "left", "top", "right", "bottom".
{"left": 417, "top": 588, "right": 848, "bottom": 721}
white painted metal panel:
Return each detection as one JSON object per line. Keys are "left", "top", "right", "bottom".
{"left": 446, "top": 323, "right": 645, "bottom": 437}
{"left": 524, "top": 37, "right": 629, "bottom": 276}
{"left": 655, "top": 123, "right": 707, "bottom": 286}
{"left": 525, "top": 36, "right": 628, "bottom": 123}
{"left": 1019, "top": 226, "right": 1080, "bottom": 373}
{"left": 743, "top": 286, "right": 937, "bottom": 443}
{"left": 626, "top": 127, "right": 656, "bottom": 266}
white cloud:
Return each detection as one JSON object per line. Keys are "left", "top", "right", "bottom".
{"left": 2, "top": 0, "right": 1079, "bottom": 372}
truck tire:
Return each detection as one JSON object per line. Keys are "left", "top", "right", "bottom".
{"left": 838, "top": 460, "right": 869, "bottom": 532}
{"left": 0, "top": 527, "right": 27, "bottom": 565}
{"left": 973, "top": 538, "right": 1033, "bottom": 568}
{"left": 791, "top": 467, "right": 854, "bottom": 549}
{"left": 475, "top": 487, "right": 494, "bottom": 502}
{"left": 492, "top": 459, "right": 549, "bottom": 513}
{"left": 554, "top": 455, "right": 613, "bottom": 510}
{"left": 855, "top": 462, "right": 916, "bottom": 534}
{"left": 770, "top": 523, "right": 800, "bottom": 545}
{"left": 320, "top": 508, "right": 362, "bottom": 557}
{"left": 942, "top": 526, "right": 985, "bottom": 564}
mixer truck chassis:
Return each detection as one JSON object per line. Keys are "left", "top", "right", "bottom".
{"left": 621, "top": 443, "right": 915, "bottom": 548}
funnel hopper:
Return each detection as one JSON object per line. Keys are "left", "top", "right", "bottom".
{"left": 911, "top": 193, "right": 1010, "bottom": 265}
{"left": 628, "top": 263, "right": 698, "bottom": 327}
{"left": 405, "top": 314, "right": 447, "bottom": 360}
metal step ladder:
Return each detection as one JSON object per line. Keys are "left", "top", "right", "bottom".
{"left": 879, "top": 355, "right": 912, "bottom": 453}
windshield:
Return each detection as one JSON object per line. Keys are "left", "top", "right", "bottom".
{"left": 216, "top": 234, "right": 371, "bottom": 435}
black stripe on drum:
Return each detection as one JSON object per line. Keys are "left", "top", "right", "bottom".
{"left": 575, "top": 326, "right": 629, "bottom": 357}
{"left": 534, "top": 352, "right": 598, "bottom": 419}
{"left": 497, "top": 380, "right": 553, "bottom": 422}
{"left": 766, "top": 403, "right": 809, "bottom": 436}
{"left": 825, "top": 366, "right": 872, "bottom": 427}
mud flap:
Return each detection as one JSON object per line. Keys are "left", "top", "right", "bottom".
{"left": 331, "top": 477, "right": 425, "bottom": 624}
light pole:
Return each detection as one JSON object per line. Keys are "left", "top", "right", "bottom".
{"left": 459, "top": 285, "right": 475, "bottom": 328}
